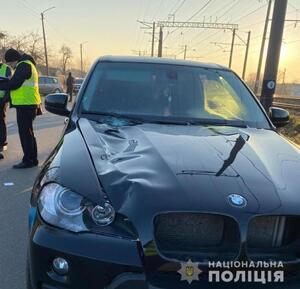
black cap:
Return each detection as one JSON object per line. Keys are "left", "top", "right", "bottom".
{"left": 5, "top": 48, "right": 21, "bottom": 62}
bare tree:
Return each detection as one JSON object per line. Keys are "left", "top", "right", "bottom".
{"left": 26, "top": 32, "right": 44, "bottom": 63}
{"left": 0, "top": 31, "right": 45, "bottom": 65}
{"left": 60, "top": 45, "right": 72, "bottom": 75}
{"left": 0, "top": 31, "right": 8, "bottom": 61}
{"left": 246, "top": 73, "right": 257, "bottom": 90}
{"left": 8, "top": 33, "right": 28, "bottom": 52}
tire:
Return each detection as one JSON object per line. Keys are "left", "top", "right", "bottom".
{"left": 54, "top": 88, "right": 61, "bottom": 93}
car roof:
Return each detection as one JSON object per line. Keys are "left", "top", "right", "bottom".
{"left": 97, "top": 55, "right": 229, "bottom": 70}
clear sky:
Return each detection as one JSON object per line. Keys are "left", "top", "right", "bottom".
{"left": 1, "top": 0, "right": 300, "bottom": 81}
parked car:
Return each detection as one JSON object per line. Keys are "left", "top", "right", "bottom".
{"left": 39, "top": 76, "right": 63, "bottom": 95}
{"left": 27, "top": 56, "right": 299, "bottom": 289}
{"left": 73, "top": 78, "right": 84, "bottom": 93}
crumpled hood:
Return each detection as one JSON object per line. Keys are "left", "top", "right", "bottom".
{"left": 79, "top": 118, "right": 300, "bottom": 242}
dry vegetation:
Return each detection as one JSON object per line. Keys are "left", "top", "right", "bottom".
{"left": 280, "top": 115, "right": 300, "bottom": 145}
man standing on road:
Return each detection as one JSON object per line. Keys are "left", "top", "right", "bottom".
{"left": 0, "top": 49, "right": 41, "bottom": 169}
{"left": 66, "top": 72, "right": 74, "bottom": 102}
{"left": 0, "top": 62, "right": 12, "bottom": 160}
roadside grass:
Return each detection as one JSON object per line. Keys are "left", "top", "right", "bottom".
{"left": 279, "top": 115, "right": 300, "bottom": 145}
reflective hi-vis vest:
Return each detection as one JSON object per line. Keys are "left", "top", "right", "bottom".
{"left": 0, "top": 63, "right": 8, "bottom": 99}
{"left": 11, "top": 60, "right": 41, "bottom": 106}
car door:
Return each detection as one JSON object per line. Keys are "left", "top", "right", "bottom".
{"left": 45, "top": 77, "right": 54, "bottom": 94}
{"left": 38, "top": 77, "right": 46, "bottom": 95}
{"left": 52, "top": 77, "right": 60, "bottom": 92}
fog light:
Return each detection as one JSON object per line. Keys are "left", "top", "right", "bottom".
{"left": 52, "top": 258, "right": 69, "bottom": 275}
{"left": 92, "top": 203, "right": 115, "bottom": 226}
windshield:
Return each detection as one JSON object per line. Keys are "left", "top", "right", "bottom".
{"left": 81, "top": 62, "right": 270, "bottom": 128}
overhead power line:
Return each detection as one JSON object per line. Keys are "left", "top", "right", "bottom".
{"left": 165, "top": 0, "right": 214, "bottom": 39}
{"left": 192, "top": 1, "right": 267, "bottom": 53}
{"left": 186, "top": 0, "right": 214, "bottom": 22}
{"left": 173, "top": 0, "right": 187, "bottom": 15}
{"left": 172, "top": 0, "right": 240, "bottom": 53}
{"left": 234, "top": 3, "right": 268, "bottom": 22}
{"left": 288, "top": 2, "right": 299, "bottom": 11}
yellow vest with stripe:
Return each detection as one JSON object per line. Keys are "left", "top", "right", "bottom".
{"left": 0, "top": 63, "right": 8, "bottom": 99}
{"left": 11, "top": 60, "right": 41, "bottom": 106}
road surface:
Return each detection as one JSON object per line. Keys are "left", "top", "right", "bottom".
{"left": 0, "top": 105, "right": 65, "bottom": 289}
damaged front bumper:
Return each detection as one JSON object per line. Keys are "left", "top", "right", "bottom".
{"left": 28, "top": 213, "right": 146, "bottom": 289}
{"left": 28, "top": 211, "right": 300, "bottom": 289}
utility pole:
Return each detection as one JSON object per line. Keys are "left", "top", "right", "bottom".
{"left": 184, "top": 45, "right": 187, "bottom": 60}
{"left": 158, "top": 27, "right": 163, "bottom": 57}
{"left": 41, "top": 7, "right": 55, "bottom": 76}
{"left": 261, "top": 0, "right": 288, "bottom": 111}
{"left": 41, "top": 13, "right": 49, "bottom": 76}
{"left": 151, "top": 22, "right": 156, "bottom": 57}
{"left": 242, "top": 31, "right": 251, "bottom": 80}
{"left": 254, "top": 0, "right": 273, "bottom": 95}
{"left": 229, "top": 29, "right": 236, "bottom": 68}
{"left": 80, "top": 42, "right": 88, "bottom": 78}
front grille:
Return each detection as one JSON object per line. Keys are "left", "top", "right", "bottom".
{"left": 154, "top": 213, "right": 240, "bottom": 262}
{"left": 247, "top": 216, "right": 300, "bottom": 262}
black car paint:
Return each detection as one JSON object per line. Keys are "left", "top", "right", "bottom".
{"left": 28, "top": 57, "right": 300, "bottom": 289}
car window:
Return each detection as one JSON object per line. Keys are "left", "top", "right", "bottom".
{"left": 39, "top": 77, "right": 45, "bottom": 84}
{"left": 81, "top": 62, "right": 270, "bottom": 128}
{"left": 44, "top": 77, "right": 51, "bottom": 84}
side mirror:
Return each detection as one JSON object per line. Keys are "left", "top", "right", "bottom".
{"left": 269, "top": 107, "right": 290, "bottom": 128}
{"left": 45, "top": 93, "right": 70, "bottom": 117}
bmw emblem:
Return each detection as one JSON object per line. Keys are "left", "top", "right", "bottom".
{"left": 228, "top": 194, "right": 247, "bottom": 208}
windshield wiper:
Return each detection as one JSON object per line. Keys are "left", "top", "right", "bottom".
{"left": 188, "top": 119, "right": 248, "bottom": 128}
{"left": 81, "top": 110, "right": 144, "bottom": 124}
{"left": 149, "top": 119, "right": 192, "bottom": 125}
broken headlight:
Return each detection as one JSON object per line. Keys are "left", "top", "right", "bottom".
{"left": 38, "top": 183, "right": 115, "bottom": 233}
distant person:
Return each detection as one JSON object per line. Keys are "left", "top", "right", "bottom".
{"left": 0, "top": 61, "right": 12, "bottom": 160}
{"left": 66, "top": 72, "right": 74, "bottom": 102}
{"left": 0, "top": 49, "right": 41, "bottom": 168}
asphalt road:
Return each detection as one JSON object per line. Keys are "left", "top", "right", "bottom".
{"left": 0, "top": 104, "right": 299, "bottom": 289}
{"left": 0, "top": 105, "right": 65, "bottom": 289}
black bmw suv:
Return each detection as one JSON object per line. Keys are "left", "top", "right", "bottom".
{"left": 27, "top": 56, "right": 300, "bottom": 289}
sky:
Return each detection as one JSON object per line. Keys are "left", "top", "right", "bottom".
{"left": 1, "top": 0, "right": 300, "bottom": 82}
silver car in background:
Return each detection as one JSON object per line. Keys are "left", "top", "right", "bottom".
{"left": 39, "top": 76, "right": 63, "bottom": 95}
{"left": 74, "top": 78, "right": 84, "bottom": 94}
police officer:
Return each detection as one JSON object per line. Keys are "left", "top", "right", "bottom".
{"left": 0, "top": 61, "right": 12, "bottom": 160}
{"left": 0, "top": 49, "right": 41, "bottom": 168}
